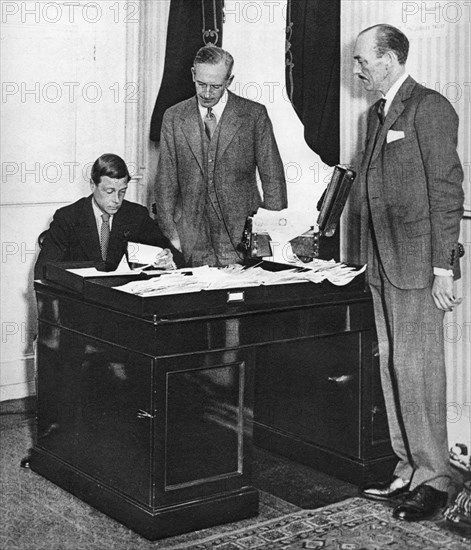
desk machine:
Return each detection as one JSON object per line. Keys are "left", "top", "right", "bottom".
{"left": 238, "top": 165, "right": 356, "bottom": 262}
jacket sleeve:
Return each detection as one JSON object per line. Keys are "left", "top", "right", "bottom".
{"left": 415, "top": 93, "right": 464, "bottom": 271}
{"left": 34, "top": 209, "right": 70, "bottom": 279}
{"left": 134, "top": 208, "right": 185, "bottom": 267}
{"left": 155, "top": 110, "right": 181, "bottom": 242}
{"left": 254, "top": 105, "right": 288, "bottom": 210}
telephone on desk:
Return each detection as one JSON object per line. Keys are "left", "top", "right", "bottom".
{"left": 238, "top": 165, "right": 356, "bottom": 262}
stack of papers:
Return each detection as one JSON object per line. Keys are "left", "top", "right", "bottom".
{"left": 115, "top": 262, "right": 366, "bottom": 297}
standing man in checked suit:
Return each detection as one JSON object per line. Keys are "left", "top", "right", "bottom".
{"left": 354, "top": 25, "right": 464, "bottom": 521}
{"left": 155, "top": 45, "right": 287, "bottom": 267}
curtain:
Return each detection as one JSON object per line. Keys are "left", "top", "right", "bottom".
{"left": 149, "top": 0, "right": 224, "bottom": 142}
{"left": 285, "top": 0, "right": 340, "bottom": 166}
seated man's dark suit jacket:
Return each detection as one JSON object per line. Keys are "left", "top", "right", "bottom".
{"left": 34, "top": 195, "right": 181, "bottom": 279}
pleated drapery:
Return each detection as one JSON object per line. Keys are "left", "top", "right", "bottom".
{"left": 150, "top": 0, "right": 224, "bottom": 142}
{"left": 285, "top": 0, "right": 340, "bottom": 166}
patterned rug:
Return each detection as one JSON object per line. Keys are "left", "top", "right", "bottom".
{"left": 178, "top": 497, "right": 471, "bottom": 550}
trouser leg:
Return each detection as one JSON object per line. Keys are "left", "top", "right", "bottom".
{"left": 369, "top": 278, "right": 414, "bottom": 482}
{"left": 371, "top": 267, "right": 457, "bottom": 494}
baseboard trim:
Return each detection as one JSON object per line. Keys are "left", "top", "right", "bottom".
{"left": 0, "top": 381, "right": 36, "bottom": 402}
{"left": 0, "top": 395, "right": 36, "bottom": 415}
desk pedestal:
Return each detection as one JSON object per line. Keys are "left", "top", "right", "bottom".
{"left": 31, "top": 270, "right": 393, "bottom": 539}
{"left": 31, "top": 284, "right": 257, "bottom": 540}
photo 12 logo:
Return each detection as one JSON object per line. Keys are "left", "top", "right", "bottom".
{"left": 1, "top": 1, "right": 140, "bottom": 24}
{"left": 224, "top": 1, "right": 287, "bottom": 24}
{"left": 1, "top": 160, "right": 139, "bottom": 184}
{"left": 1, "top": 82, "right": 139, "bottom": 104}
{"left": 402, "top": 1, "right": 471, "bottom": 24}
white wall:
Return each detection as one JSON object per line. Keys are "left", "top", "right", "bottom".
{"left": 0, "top": 0, "right": 136, "bottom": 400}
{"left": 223, "top": 0, "right": 331, "bottom": 221}
{"left": 340, "top": 0, "right": 471, "bottom": 449}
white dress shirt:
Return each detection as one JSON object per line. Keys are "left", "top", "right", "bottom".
{"left": 92, "top": 199, "right": 113, "bottom": 233}
{"left": 382, "top": 72, "right": 409, "bottom": 116}
{"left": 198, "top": 89, "right": 228, "bottom": 125}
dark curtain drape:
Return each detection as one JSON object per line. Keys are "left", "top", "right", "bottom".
{"left": 150, "top": 0, "right": 224, "bottom": 142}
{"left": 285, "top": 0, "right": 340, "bottom": 166}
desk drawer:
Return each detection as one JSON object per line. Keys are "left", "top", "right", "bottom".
{"left": 37, "top": 290, "right": 374, "bottom": 356}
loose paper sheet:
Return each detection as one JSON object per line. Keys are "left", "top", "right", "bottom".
{"left": 114, "top": 263, "right": 367, "bottom": 297}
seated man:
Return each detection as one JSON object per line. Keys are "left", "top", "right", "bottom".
{"left": 34, "top": 153, "right": 182, "bottom": 279}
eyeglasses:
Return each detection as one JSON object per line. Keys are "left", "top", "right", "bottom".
{"left": 194, "top": 80, "right": 226, "bottom": 92}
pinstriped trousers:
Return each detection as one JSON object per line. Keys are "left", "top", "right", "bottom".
{"left": 369, "top": 256, "right": 460, "bottom": 495}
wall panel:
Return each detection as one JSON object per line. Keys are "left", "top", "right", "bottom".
{"left": 1, "top": 1, "right": 130, "bottom": 401}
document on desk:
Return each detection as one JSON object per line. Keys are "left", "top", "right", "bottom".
{"left": 127, "top": 242, "right": 176, "bottom": 269}
{"left": 114, "top": 263, "right": 367, "bottom": 297}
{"left": 66, "top": 243, "right": 176, "bottom": 277}
{"left": 252, "top": 208, "right": 313, "bottom": 244}
{"left": 67, "top": 259, "right": 133, "bottom": 277}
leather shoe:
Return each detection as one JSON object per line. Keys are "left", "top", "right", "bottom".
{"left": 360, "top": 476, "right": 411, "bottom": 502}
{"left": 393, "top": 485, "right": 448, "bottom": 521}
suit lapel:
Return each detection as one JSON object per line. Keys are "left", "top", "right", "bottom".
{"left": 370, "top": 76, "right": 416, "bottom": 164}
{"left": 216, "top": 93, "right": 244, "bottom": 162}
{"left": 181, "top": 97, "right": 205, "bottom": 174}
{"left": 107, "top": 203, "right": 137, "bottom": 264}
{"left": 75, "top": 197, "right": 102, "bottom": 260}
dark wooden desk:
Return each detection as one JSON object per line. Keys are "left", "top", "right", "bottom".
{"left": 30, "top": 264, "right": 394, "bottom": 540}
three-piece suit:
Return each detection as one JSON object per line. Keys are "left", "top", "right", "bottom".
{"left": 155, "top": 92, "right": 287, "bottom": 265}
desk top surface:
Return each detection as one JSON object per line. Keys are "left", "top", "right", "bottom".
{"left": 35, "top": 261, "right": 369, "bottom": 320}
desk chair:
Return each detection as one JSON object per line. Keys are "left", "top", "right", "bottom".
{"left": 38, "top": 229, "right": 49, "bottom": 249}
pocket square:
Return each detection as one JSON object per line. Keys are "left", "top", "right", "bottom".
{"left": 387, "top": 130, "right": 405, "bottom": 143}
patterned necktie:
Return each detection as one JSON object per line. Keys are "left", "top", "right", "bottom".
{"left": 204, "top": 107, "right": 217, "bottom": 139}
{"left": 100, "top": 213, "right": 110, "bottom": 260}
{"left": 377, "top": 98, "right": 386, "bottom": 125}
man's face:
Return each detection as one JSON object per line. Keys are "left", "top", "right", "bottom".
{"left": 353, "top": 31, "right": 389, "bottom": 94}
{"left": 91, "top": 175, "right": 128, "bottom": 216}
{"left": 192, "top": 61, "right": 233, "bottom": 108}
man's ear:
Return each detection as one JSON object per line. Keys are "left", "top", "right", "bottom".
{"left": 384, "top": 50, "right": 397, "bottom": 68}
{"left": 90, "top": 179, "right": 96, "bottom": 192}
{"left": 226, "top": 74, "right": 234, "bottom": 88}
{"left": 191, "top": 67, "right": 196, "bottom": 81}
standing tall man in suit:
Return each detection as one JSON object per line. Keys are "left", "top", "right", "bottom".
{"left": 35, "top": 153, "right": 181, "bottom": 279}
{"left": 353, "top": 25, "right": 464, "bottom": 521}
{"left": 155, "top": 45, "right": 287, "bottom": 267}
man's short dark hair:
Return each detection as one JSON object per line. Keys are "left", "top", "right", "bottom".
{"left": 361, "top": 24, "right": 409, "bottom": 65}
{"left": 193, "top": 45, "right": 234, "bottom": 79}
{"left": 91, "top": 154, "right": 130, "bottom": 185}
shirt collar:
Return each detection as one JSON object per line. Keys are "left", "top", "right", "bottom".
{"left": 197, "top": 89, "right": 228, "bottom": 121}
{"left": 92, "top": 197, "right": 114, "bottom": 229}
{"left": 383, "top": 72, "right": 409, "bottom": 114}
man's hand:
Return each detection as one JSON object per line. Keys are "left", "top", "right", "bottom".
{"left": 431, "top": 275, "right": 462, "bottom": 312}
